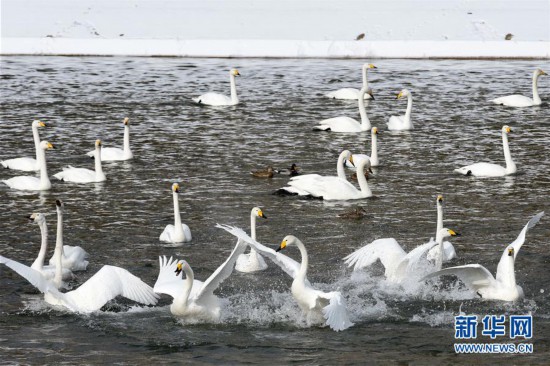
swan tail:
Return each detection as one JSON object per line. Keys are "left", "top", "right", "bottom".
{"left": 320, "top": 292, "right": 354, "bottom": 332}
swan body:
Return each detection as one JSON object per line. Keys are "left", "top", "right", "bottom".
{"left": 153, "top": 238, "right": 247, "bottom": 321}
{"left": 28, "top": 213, "right": 74, "bottom": 282}
{"left": 2, "top": 141, "right": 54, "bottom": 191}
{"left": 1, "top": 120, "right": 46, "bottom": 171}
{"left": 193, "top": 69, "right": 240, "bottom": 106}
{"left": 344, "top": 228, "right": 459, "bottom": 283}
{"left": 427, "top": 195, "right": 457, "bottom": 262}
{"left": 326, "top": 63, "right": 377, "bottom": 100}
{"left": 235, "top": 207, "right": 268, "bottom": 273}
{"left": 54, "top": 140, "right": 106, "bottom": 183}
{"left": 217, "top": 225, "right": 353, "bottom": 331}
{"left": 282, "top": 157, "right": 373, "bottom": 200}
{"left": 86, "top": 117, "right": 133, "bottom": 161}
{"left": 314, "top": 88, "right": 371, "bottom": 132}
{"left": 492, "top": 69, "right": 547, "bottom": 107}
{"left": 47, "top": 200, "right": 89, "bottom": 272}
{"left": 387, "top": 89, "right": 413, "bottom": 131}
{"left": 345, "top": 127, "right": 379, "bottom": 169}
{"left": 423, "top": 212, "right": 544, "bottom": 301}
{"left": 454, "top": 126, "right": 516, "bottom": 177}
{"left": 160, "top": 183, "right": 192, "bottom": 243}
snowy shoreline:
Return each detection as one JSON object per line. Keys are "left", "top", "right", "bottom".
{"left": 3, "top": 38, "right": 549, "bottom": 59}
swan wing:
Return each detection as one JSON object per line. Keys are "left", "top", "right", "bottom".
{"left": 316, "top": 291, "right": 354, "bottom": 331}
{"left": 153, "top": 255, "right": 185, "bottom": 298}
{"left": 395, "top": 240, "right": 438, "bottom": 276}
{"left": 492, "top": 95, "right": 535, "bottom": 107}
{"left": 2, "top": 176, "right": 41, "bottom": 190}
{"left": 343, "top": 238, "right": 406, "bottom": 272}
{"left": 193, "top": 92, "right": 231, "bottom": 106}
{"left": 423, "top": 264, "right": 497, "bottom": 292}
{"left": 314, "top": 117, "right": 362, "bottom": 132}
{"left": 53, "top": 167, "right": 96, "bottom": 182}
{"left": 454, "top": 162, "right": 507, "bottom": 177}
{"left": 496, "top": 211, "right": 544, "bottom": 282}
{"left": 1, "top": 157, "right": 38, "bottom": 171}
{"left": 0, "top": 255, "right": 57, "bottom": 294}
{"left": 216, "top": 224, "right": 302, "bottom": 279}
{"left": 87, "top": 147, "right": 125, "bottom": 161}
{"left": 64, "top": 265, "right": 158, "bottom": 313}
{"left": 195, "top": 238, "right": 247, "bottom": 300}
{"left": 288, "top": 176, "right": 359, "bottom": 200}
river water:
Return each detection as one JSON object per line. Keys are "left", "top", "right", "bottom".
{"left": 0, "top": 57, "right": 549, "bottom": 364}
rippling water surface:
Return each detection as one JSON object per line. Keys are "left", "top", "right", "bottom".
{"left": 1, "top": 57, "right": 549, "bottom": 364}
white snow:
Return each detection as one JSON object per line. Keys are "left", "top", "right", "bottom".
{"left": 1, "top": 0, "right": 549, "bottom": 58}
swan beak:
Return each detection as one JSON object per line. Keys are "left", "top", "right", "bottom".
{"left": 508, "top": 248, "right": 514, "bottom": 256}
{"left": 56, "top": 199, "right": 63, "bottom": 207}
{"left": 368, "top": 167, "right": 373, "bottom": 174}
{"left": 258, "top": 210, "right": 267, "bottom": 219}
{"left": 123, "top": 117, "right": 130, "bottom": 125}
{"left": 505, "top": 127, "right": 512, "bottom": 133}
{"left": 396, "top": 91, "right": 403, "bottom": 99}
{"left": 276, "top": 239, "right": 287, "bottom": 252}
{"left": 448, "top": 229, "right": 460, "bottom": 236}
{"left": 541, "top": 70, "right": 547, "bottom": 75}
{"left": 175, "top": 262, "right": 183, "bottom": 276}
{"left": 173, "top": 183, "right": 180, "bottom": 193}
{"left": 437, "top": 195, "right": 444, "bottom": 203}
{"left": 369, "top": 64, "right": 377, "bottom": 69}
{"left": 47, "top": 142, "right": 55, "bottom": 149}
{"left": 373, "top": 127, "right": 378, "bottom": 134}
{"left": 349, "top": 155, "right": 355, "bottom": 167}
{"left": 367, "top": 90, "right": 375, "bottom": 100}
{"left": 26, "top": 214, "right": 35, "bottom": 222}
{"left": 38, "top": 121, "right": 46, "bottom": 127}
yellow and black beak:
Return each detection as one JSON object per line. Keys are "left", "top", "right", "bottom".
{"left": 448, "top": 229, "right": 460, "bottom": 237}
{"left": 348, "top": 155, "right": 355, "bottom": 167}
{"left": 276, "top": 239, "right": 287, "bottom": 252}
{"left": 47, "top": 142, "right": 55, "bottom": 149}
{"left": 38, "top": 121, "right": 46, "bottom": 127}
{"left": 173, "top": 183, "right": 180, "bottom": 193}
{"left": 258, "top": 209, "right": 267, "bottom": 219}
{"left": 437, "top": 195, "right": 444, "bottom": 203}
{"left": 541, "top": 70, "right": 547, "bottom": 75}
{"left": 508, "top": 248, "right": 514, "bottom": 256}
{"left": 396, "top": 91, "right": 403, "bottom": 99}
{"left": 505, "top": 126, "right": 512, "bottom": 133}
{"left": 369, "top": 64, "right": 377, "bottom": 69}
{"left": 175, "top": 262, "right": 183, "bottom": 276}
{"left": 123, "top": 117, "right": 130, "bottom": 125}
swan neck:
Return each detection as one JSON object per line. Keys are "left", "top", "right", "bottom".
{"left": 295, "top": 239, "right": 309, "bottom": 281}
{"left": 56, "top": 206, "right": 64, "bottom": 253}
{"left": 94, "top": 146, "right": 104, "bottom": 177}
{"left": 173, "top": 191, "right": 183, "bottom": 231}
{"left": 123, "top": 125, "right": 131, "bottom": 153}
{"left": 53, "top": 213, "right": 63, "bottom": 288}
{"left": 177, "top": 265, "right": 194, "bottom": 309}
{"left": 358, "top": 89, "right": 370, "bottom": 129}
{"left": 38, "top": 147, "right": 50, "bottom": 188}
{"left": 356, "top": 164, "right": 372, "bottom": 196}
{"left": 498, "top": 255, "right": 517, "bottom": 288}
{"left": 249, "top": 212, "right": 259, "bottom": 256}
{"left": 532, "top": 72, "right": 541, "bottom": 104}
{"left": 31, "top": 220, "right": 49, "bottom": 271}
{"left": 404, "top": 94, "right": 413, "bottom": 122}
{"left": 502, "top": 131, "right": 516, "bottom": 173}
{"left": 337, "top": 153, "right": 348, "bottom": 180}
{"left": 435, "top": 234, "right": 444, "bottom": 270}
{"left": 230, "top": 74, "right": 238, "bottom": 104}
{"left": 437, "top": 202, "right": 443, "bottom": 233}
{"left": 32, "top": 124, "right": 41, "bottom": 161}
{"left": 361, "top": 66, "right": 368, "bottom": 88}
{"left": 370, "top": 132, "right": 378, "bottom": 163}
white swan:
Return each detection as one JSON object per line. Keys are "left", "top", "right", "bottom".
{"left": 153, "top": 238, "right": 247, "bottom": 321}
{"left": 0, "top": 231, "right": 159, "bottom": 313}
{"left": 281, "top": 157, "right": 373, "bottom": 201}
{"left": 86, "top": 117, "right": 133, "bottom": 161}
{"left": 193, "top": 69, "right": 240, "bottom": 106}
{"left": 314, "top": 87, "right": 371, "bottom": 132}
{"left": 387, "top": 89, "right": 413, "bottom": 131}
{"left": 235, "top": 207, "right": 268, "bottom": 273}
{"left": 423, "top": 212, "right": 544, "bottom": 301}
{"left": 217, "top": 225, "right": 354, "bottom": 331}
{"left": 2, "top": 141, "right": 55, "bottom": 191}
{"left": 454, "top": 126, "right": 516, "bottom": 177}
{"left": 28, "top": 212, "right": 74, "bottom": 282}
{"left": 54, "top": 140, "right": 106, "bottom": 183}
{"left": 326, "top": 63, "right": 377, "bottom": 100}
{"left": 344, "top": 228, "right": 459, "bottom": 283}
{"left": 345, "top": 127, "right": 379, "bottom": 169}
{"left": 160, "top": 183, "right": 192, "bottom": 243}
{"left": 427, "top": 195, "right": 457, "bottom": 263}
{"left": 47, "top": 200, "right": 89, "bottom": 271}
{"left": 492, "top": 69, "right": 547, "bottom": 107}
{"left": 1, "top": 120, "right": 46, "bottom": 171}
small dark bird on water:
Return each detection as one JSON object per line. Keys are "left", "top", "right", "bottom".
{"left": 338, "top": 206, "right": 368, "bottom": 219}
{"left": 505, "top": 33, "right": 514, "bottom": 40}
{"left": 356, "top": 33, "right": 365, "bottom": 41}
{"left": 251, "top": 166, "right": 274, "bottom": 178}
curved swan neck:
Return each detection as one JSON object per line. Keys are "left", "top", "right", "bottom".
{"left": 370, "top": 131, "right": 378, "bottom": 164}
{"left": 230, "top": 74, "right": 238, "bottom": 104}
{"left": 123, "top": 124, "right": 131, "bottom": 154}
{"left": 356, "top": 164, "right": 372, "bottom": 196}
{"left": 404, "top": 93, "right": 413, "bottom": 122}
{"left": 31, "top": 220, "right": 48, "bottom": 271}
{"left": 502, "top": 131, "right": 516, "bottom": 174}
{"left": 437, "top": 201, "right": 443, "bottom": 233}
{"left": 294, "top": 239, "right": 309, "bottom": 281}
{"left": 358, "top": 88, "right": 371, "bottom": 129}
{"left": 532, "top": 71, "right": 541, "bottom": 104}
{"left": 337, "top": 152, "right": 349, "bottom": 180}
{"left": 176, "top": 264, "right": 194, "bottom": 309}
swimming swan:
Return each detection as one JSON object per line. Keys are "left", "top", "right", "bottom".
{"left": 153, "top": 238, "right": 247, "bottom": 321}
{"left": 345, "top": 127, "right": 379, "bottom": 168}
{"left": 47, "top": 200, "right": 89, "bottom": 272}
{"left": 492, "top": 69, "right": 547, "bottom": 107}
{"left": 280, "top": 157, "right": 373, "bottom": 200}
{"left": 326, "top": 63, "right": 377, "bottom": 100}
{"left": 1, "top": 120, "right": 46, "bottom": 171}
{"left": 454, "top": 126, "right": 516, "bottom": 177}
{"left": 193, "top": 69, "right": 241, "bottom": 106}
{"left": 2, "top": 141, "right": 55, "bottom": 191}
{"left": 217, "top": 225, "right": 354, "bottom": 331}
{"left": 160, "top": 183, "right": 192, "bottom": 243}
{"left": 387, "top": 89, "right": 413, "bottom": 131}
{"left": 344, "top": 228, "right": 459, "bottom": 283}
{"left": 28, "top": 212, "right": 74, "bottom": 282}
{"left": 423, "top": 212, "right": 544, "bottom": 301}
{"left": 314, "top": 88, "right": 371, "bottom": 132}
{"left": 235, "top": 207, "right": 268, "bottom": 273}
{"left": 427, "top": 195, "right": 457, "bottom": 263}
{"left": 87, "top": 117, "right": 133, "bottom": 161}
{"left": 54, "top": 140, "right": 106, "bottom": 183}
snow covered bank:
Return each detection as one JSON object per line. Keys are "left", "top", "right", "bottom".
{"left": 2, "top": 38, "right": 549, "bottom": 59}
{"left": 1, "top": 0, "right": 549, "bottom": 58}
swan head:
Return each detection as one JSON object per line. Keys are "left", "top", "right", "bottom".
{"left": 371, "top": 127, "right": 378, "bottom": 135}
{"left": 502, "top": 125, "right": 512, "bottom": 134}
{"left": 507, "top": 247, "right": 514, "bottom": 257}
{"left": 340, "top": 150, "right": 354, "bottom": 167}
{"left": 438, "top": 228, "right": 460, "bottom": 240}
{"left": 55, "top": 199, "right": 64, "bottom": 210}
{"left": 437, "top": 195, "right": 444, "bottom": 203}
{"left": 32, "top": 120, "right": 46, "bottom": 128}
{"left": 28, "top": 212, "right": 46, "bottom": 225}
{"left": 252, "top": 207, "right": 267, "bottom": 219}
{"left": 95, "top": 139, "right": 102, "bottom": 148}
{"left": 276, "top": 235, "right": 297, "bottom": 252}
{"left": 230, "top": 69, "right": 241, "bottom": 77}
{"left": 363, "top": 63, "right": 377, "bottom": 69}
{"left": 40, "top": 141, "right": 55, "bottom": 150}
{"left": 396, "top": 89, "right": 410, "bottom": 99}
{"left": 123, "top": 117, "right": 130, "bottom": 126}
{"left": 535, "top": 69, "right": 547, "bottom": 77}
{"left": 172, "top": 183, "right": 180, "bottom": 193}
{"left": 174, "top": 260, "right": 191, "bottom": 276}
{"left": 357, "top": 157, "right": 372, "bottom": 173}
